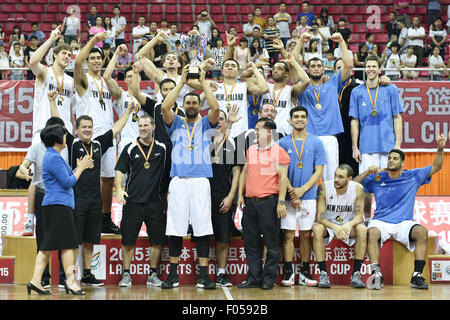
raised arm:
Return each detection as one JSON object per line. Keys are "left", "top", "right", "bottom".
{"left": 245, "top": 62, "right": 269, "bottom": 96}
{"left": 130, "top": 59, "right": 150, "bottom": 106}
{"left": 283, "top": 52, "right": 310, "bottom": 99}
{"left": 161, "top": 65, "right": 189, "bottom": 126}
{"left": 429, "top": 130, "right": 448, "bottom": 177}
{"left": 29, "top": 27, "right": 62, "bottom": 81}
{"left": 103, "top": 44, "right": 127, "bottom": 101}
{"left": 331, "top": 32, "right": 353, "bottom": 82}
{"left": 111, "top": 99, "right": 134, "bottom": 138}
{"left": 224, "top": 32, "right": 238, "bottom": 62}
{"left": 200, "top": 65, "right": 220, "bottom": 127}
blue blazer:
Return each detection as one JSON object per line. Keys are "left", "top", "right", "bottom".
{"left": 42, "top": 147, "right": 77, "bottom": 210}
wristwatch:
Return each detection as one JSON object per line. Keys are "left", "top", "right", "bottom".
{"left": 278, "top": 200, "right": 286, "bottom": 205}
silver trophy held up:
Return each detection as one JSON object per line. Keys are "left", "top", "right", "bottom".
{"left": 179, "top": 33, "right": 208, "bottom": 79}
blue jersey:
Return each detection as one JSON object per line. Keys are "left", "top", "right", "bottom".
{"left": 349, "top": 83, "right": 404, "bottom": 154}
{"left": 362, "top": 165, "right": 432, "bottom": 224}
{"left": 166, "top": 115, "right": 216, "bottom": 178}
{"left": 247, "top": 94, "right": 263, "bottom": 129}
{"left": 278, "top": 133, "right": 327, "bottom": 200}
{"left": 297, "top": 70, "right": 346, "bottom": 136}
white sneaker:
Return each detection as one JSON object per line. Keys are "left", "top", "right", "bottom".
{"left": 147, "top": 272, "right": 162, "bottom": 287}
{"left": 21, "top": 222, "right": 34, "bottom": 236}
{"left": 118, "top": 272, "right": 132, "bottom": 287}
{"left": 367, "top": 272, "right": 384, "bottom": 290}
{"left": 280, "top": 271, "right": 295, "bottom": 287}
{"left": 298, "top": 272, "right": 318, "bottom": 287}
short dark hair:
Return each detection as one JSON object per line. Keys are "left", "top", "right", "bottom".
{"left": 76, "top": 115, "right": 93, "bottom": 128}
{"left": 221, "top": 58, "right": 239, "bottom": 70}
{"left": 366, "top": 33, "right": 374, "bottom": 40}
{"left": 124, "top": 66, "right": 133, "bottom": 77}
{"left": 29, "top": 36, "right": 38, "bottom": 41}
{"left": 307, "top": 57, "right": 323, "bottom": 67}
{"left": 390, "top": 41, "right": 400, "bottom": 50}
{"left": 333, "top": 57, "right": 342, "bottom": 71}
{"left": 365, "top": 55, "right": 381, "bottom": 68}
{"left": 290, "top": 106, "right": 308, "bottom": 119}
{"left": 113, "top": 5, "right": 120, "bottom": 10}
{"left": 183, "top": 92, "right": 201, "bottom": 104}
{"left": 45, "top": 117, "right": 65, "bottom": 128}
{"left": 89, "top": 47, "right": 104, "bottom": 60}
{"left": 40, "top": 125, "right": 66, "bottom": 147}
{"left": 256, "top": 117, "right": 277, "bottom": 130}
{"left": 389, "top": 149, "right": 405, "bottom": 161}
{"left": 337, "top": 164, "right": 354, "bottom": 178}
{"left": 160, "top": 78, "right": 176, "bottom": 89}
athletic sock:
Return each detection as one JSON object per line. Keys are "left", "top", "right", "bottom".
{"left": 169, "top": 263, "right": 178, "bottom": 278}
{"left": 284, "top": 262, "right": 293, "bottom": 273}
{"left": 102, "top": 212, "right": 112, "bottom": 222}
{"left": 199, "top": 266, "right": 208, "bottom": 279}
{"left": 124, "top": 269, "right": 130, "bottom": 275}
{"left": 83, "top": 269, "right": 91, "bottom": 277}
{"left": 370, "top": 263, "right": 381, "bottom": 274}
{"left": 27, "top": 213, "right": 35, "bottom": 224}
{"left": 150, "top": 268, "right": 157, "bottom": 275}
{"left": 353, "top": 259, "right": 363, "bottom": 274}
{"left": 318, "top": 261, "right": 327, "bottom": 273}
{"left": 217, "top": 268, "right": 226, "bottom": 275}
{"left": 414, "top": 260, "right": 426, "bottom": 274}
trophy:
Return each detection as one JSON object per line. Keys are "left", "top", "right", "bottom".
{"left": 178, "top": 31, "right": 208, "bottom": 79}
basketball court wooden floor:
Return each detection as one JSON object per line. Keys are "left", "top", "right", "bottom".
{"left": 1, "top": 283, "right": 449, "bottom": 300}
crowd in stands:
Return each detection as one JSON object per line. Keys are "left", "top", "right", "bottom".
{"left": 0, "top": 1, "right": 449, "bottom": 81}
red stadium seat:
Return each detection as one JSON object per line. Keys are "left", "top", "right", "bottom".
{"left": 351, "top": 0, "right": 365, "bottom": 4}
{"left": 212, "top": 15, "right": 225, "bottom": 23}
{"left": 352, "top": 24, "right": 367, "bottom": 34}
{"left": 150, "top": 5, "right": 163, "bottom": 14}
{"left": 240, "top": 7, "right": 252, "bottom": 15}
{"left": 208, "top": 0, "right": 221, "bottom": 4}
{"left": 180, "top": 0, "right": 192, "bottom": 4}
{"left": 269, "top": 7, "right": 278, "bottom": 15}
{"left": 347, "top": 16, "right": 363, "bottom": 24}
{"left": 349, "top": 44, "right": 359, "bottom": 53}
{"left": 227, "top": 15, "right": 241, "bottom": 24}
{"left": 339, "top": 0, "right": 352, "bottom": 4}
{"left": 374, "top": 34, "right": 388, "bottom": 43}
{"left": 349, "top": 34, "right": 359, "bottom": 43}
{"left": 342, "top": 7, "right": 357, "bottom": 15}
{"left": 43, "top": 14, "right": 58, "bottom": 22}
{"left": 210, "top": 6, "right": 223, "bottom": 15}
{"left": 2, "top": 5, "right": 16, "bottom": 13}
{"left": 16, "top": 5, "right": 31, "bottom": 13}
{"left": 380, "top": 0, "right": 394, "bottom": 4}
{"left": 149, "top": 14, "right": 163, "bottom": 23}
{"left": 31, "top": 4, "right": 45, "bottom": 13}
{"left": 266, "top": 0, "right": 280, "bottom": 4}
{"left": 223, "top": 0, "right": 236, "bottom": 4}
{"left": 323, "top": 0, "right": 337, "bottom": 4}
{"left": 165, "top": 5, "right": 179, "bottom": 15}
{"left": 46, "top": 5, "right": 61, "bottom": 13}
{"left": 327, "top": 7, "right": 341, "bottom": 15}
{"left": 225, "top": 7, "right": 238, "bottom": 15}
{"left": 357, "top": 7, "right": 370, "bottom": 15}
{"left": 253, "top": 0, "right": 265, "bottom": 5}
{"left": 165, "top": 0, "right": 178, "bottom": 3}
{"left": 366, "top": 0, "right": 380, "bottom": 4}
{"left": 195, "top": 6, "right": 208, "bottom": 14}
{"left": 28, "top": 14, "right": 42, "bottom": 23}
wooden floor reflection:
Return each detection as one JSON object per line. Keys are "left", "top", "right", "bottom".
{"left": 1, "top": 283, "right": 449, "bottom": 301}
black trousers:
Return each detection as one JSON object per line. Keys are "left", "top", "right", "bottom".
{"left": 35, "top": 188, "right": 65, "bottom": 283}
{"left": 242, "top": 196, "right": 280, "bottom": 286}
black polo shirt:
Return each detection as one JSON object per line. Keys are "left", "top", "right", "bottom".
{"left": 115, "top": 138, "right": 167, "bottom": 203}
{"left": 67, "top": 130, "right": 113, "bottom": 200}
{"left": 208, "top": 135, "right": 239, "bottom": 195}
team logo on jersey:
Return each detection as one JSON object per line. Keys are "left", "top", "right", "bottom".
{"left": 135, "top": 154, "right": 140, "bottom": 158}
{"left": 362, "top": 102, "right": 367, "bottom": 107}
{"left": 335, "top": 216, "right": 344, "bottom": 224}
{"left": 380, "top": 182, "right": 386, "bottom": 186}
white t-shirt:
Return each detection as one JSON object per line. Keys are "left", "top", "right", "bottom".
{"left": 429, "top": 55, "right": 444, "bottom": 76}
{"left": 111, "top": 16, "right": 127, "bottom": 40}
{"left": 400, "top": 53, "right": 417, "bottom": 67}
{"left": 261, "top": 82, "right": 294, "bottom": 135}
{"left": 64, "top": 16, "right": 80, "bottom": 36}
{"left": 115, "top": 90, "right": 146, "bottom": 149}
{"left": 385, "top": 53, "right": 401, "bottom": 77}
{"left": 132, "top": 25, "right": 149, "bottom": 53}
{"left": 407, "top": 26, "right": 425, "bottom": 47}
{"left": 333, "top": 48, "right": 352, "bottom": 59}
{"left": 322, "top": 180, "right": 358, "bottom": 226}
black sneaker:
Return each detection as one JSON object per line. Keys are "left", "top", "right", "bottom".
{"left": 216, "top": 273, "right": 232, "bottom": 287}
{"left": 196, "top": 277, "right": 216, "bottom": 289}
{"left": 410, "top": 273, "right": 429, "bottom": 290}
{"left": 81, "top": 273, "right": 104, "bottom": 287}
{"left": 102, "top": 217, "right": 121, "bottom": 234}
{"left": 41, "top": 279, "right": 50, "bottom": 290}
{"left": 161, "top": 275, "right": 179, "bottom": 289}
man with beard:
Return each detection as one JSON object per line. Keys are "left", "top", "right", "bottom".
{"left": 349, "top": 55, "right": 403, "bottom": 224}
{"left": 115, "top": 115, "right": 168, "bottom": 288}
{"left": 297, "top": 32, "right": 353, "bottom": 182}
{"left": 22, "top": 26, "right": 74, "bottom": 236}
{"left": 161, "top": 65, "right": 220, "bottom": 290}
{"left": 312, "top": 164, "right": 367, "bottom": 288}
{"left": 74, "top": 31, "right": 120, "bottom": 234}
{"left": 278, "top": 106, "right": 326, "bottom": 288}
{"left": 354, "top": 134, "right": 448, "bottom": 290}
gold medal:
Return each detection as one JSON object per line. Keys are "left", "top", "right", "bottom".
{"left": 187, "top": 143, "right": 194, "bottom": 151}
{"left": 92, "top": 76, "right": 105, "bottom": 107}
{"left": 371, "top": 110, "right": 378, "bottom": 117}
{"left": 310, "top": 82, "right": 322, "bottom": 111}
{"left": 184, "top": 118, "right": 199, "bottom": 152}
{"left": 226, "top": 103, "right": 231, "bottom": 111}
{"left": 223, "top": 83, "right": 237, "bottom": 112}
{"left": 315, "top": 103, "right": 322, "bottom": 110}
{"left": 375, "top": 174, "right": 381, "bottom": 181}
{"left": 252, "top": 108, "right": 258, "bottom": 115}
{"left": 213, "top": 156, "right": 220, "bottom": 164}
{"left": 297, "top": 161, "right": 303, "bottom": 169}
{"left": 132, "top": 113, "right": 139, "bottom": 122}
{"left": 292, "top": 133, "right": 308, "bottom": 170}
{"left": 136, "top": 138, "right": 155, "bottom": 170}
{"left": 58, "top": 96, "right": 64, "bottom": 103}
{"left": 144, "top": 161, "right": 150, "bottom": 169}
{"left": 99, "top": 97, "right": 104, "bottom": 105}
{"left": 366, "top": 82, "right": 380, "bottom": 119}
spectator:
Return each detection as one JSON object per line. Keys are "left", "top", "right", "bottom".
{"left": 427, "top": 0, "right": 442, "bottom": 28}
{"left": 250, "top": 38, "right": 269, "bottom": 66}
{"left": 336, "top": 18, "right": 352, "bottom": 44}
{"left": 228, "top": 26, "right": 238, "bottom": 37}
{"left": 111, "top": 6, "right": 126, "bottom": 47}
{"left": 132, "top": 16, "right": 149, "bottom": 55}
{"left": 160, "top": 19, "right": 170, "bottom": 35}
{"left": 148, "top": 21, "right": 159, "bottom": 39}
{"left": 234, "top": 38, "right": 251, "bottom": 70}
{"left": 296, "top": 1, "right": 316, "bottom": 27}
{"left": 24, "top": 36, "right": 39, "bottom": 80}
{"left": 448, "top": 5, "right": 450, "bottom": 32}
{"left": 209, "top": 28, "right": 221, "bottom": 49}
{"left": 195, "top": 10, "right": 216, "bottom": 40}
{"left": 65, "top": 40, "right": 80, "bottom": 78}
{"left": 9, "top": 43, "right": 25, "bottom": 80}
{"left": 210, "top": 38, "right": 226, "bottom": 80}
{"left": 400, "top": 45, "right": 418, "bottom": 80}
{"left": 0, "top": 25, "right": 5, "bottom": 46}
{"left": 10, "top": 25, "right": 26, "bottom": 49}
{"left": 429, "top": 17, "right": 447, "bottom": 60}
{"left": 104, "top": 17, "right": 116, "bottom": 49}
{"left": 86, "top": 5, "right": 100, "bottom": 29}
{"left": 0, "top": 44, "right": 9, "bottom": 80}
{"left": 408, "top": 16, "right": 426, "bottom": 66}
{"left": 274, "top": 2, "right": 292, "bottom": 47}
{"left": 310, "top": 22, "right": 325, "bottom": 56}
{"left": 152, "top": 37, "right": 170, "bottom": 69}
{"left": 334, "top": 41, "right": 352, "bottom": 60}
{"left": 264, "top": 17, "right": 281, "bottom": 67}
{"left": 316, "top": 18, "right": 331, "bottom": 53}
{"left": 45, "top": 37, "right": 65, "bottom": 66}
{"left": 398, "top": 20, "right": 409, "bottom": 50}
{"left": 319, "top": 7, "right": 335, "bottom": 31}
{"left": 354, "top": 43, "right": 369, "bottom": 81}
{"left": 296, "top": 16, "right": 311, "bottom": 37}
{"left": 101, "top": 43, "right": 114, "bottom": 70}
{"left": 28, "top": 23, "right": 46, "bottom": 46}
{"left": 387, "top": 12, "right": 401, "bottom": 39}
{"left": 371, "top": 43, "right": 384, "bottom": 65}
{"left": 428, "top": 46, "right": 446, "bottom": 80}
{"left": 116, "top": 44, "right": 133, "bottom": 80}
{"left": 254, "top": 8, "right": 267, "bottom": 31}
{"left": 394, "top": 0, "right": 411, "bottom": 28}
{"left": 62, "top": 7, "right": 81, "bottom": 44}
{"left": 167, "top": 24, "right": 181, "bottom": 52}
{"left": 303, "top": 39, "right": 322, "bottom": 63}
{"left": 244, "top": 13, "right": 261, "bottom": 45}
{"left": 384, "top": 42, "right": 402, "bottom": 80}
{"left": 365, "top": 33, "right": 375, "bottom": 53}
{"left": 252, "top": 27, "right": 265, "bottom": 49}
{"left": 323, "top": 51, "right": 335, "bottom": 77}
{"left": 89, "top": 17, "right": 106, "bottom": 48}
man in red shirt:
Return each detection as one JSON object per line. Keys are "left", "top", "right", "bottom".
{"left": 237, "top": 117, "right": 290, "bottom": 290}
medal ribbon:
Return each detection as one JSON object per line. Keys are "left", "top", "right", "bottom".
{"left": 213, "top": 133, "right": 226, "bottom": 157}
{"left": 223, "top": 83, "right": 237, "bottom": 105}
{"left": 184, "top": 118, "right": 200, "bottom": 148}
{"left": 136, "top": 138, "right": 155, "bottom": 163}
{"left": 310, "top": 81, "right": 322, "bottom": 105}
{"left": 81, "top": 142, "right": 93, "bottom": 158}
{"left": 128, "top": 90, "right": 140, "bottom": 114}
{"left": 251, "top": 95, "right": 261, "bottom": 114}
{"left": 365, "top": 82, "right": 379, "bottom": 114}
{"left": 92, "top": 76, "right": 104, "bottom": 102}
{"left": 52, "top": 66, "right": 65, "bottom": 96}
{"left": 291, "top": 133, "right": 308, "bottom": 166}
{"left": 272, "top": 85, "right": 284, "bottom": 108}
